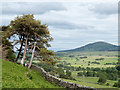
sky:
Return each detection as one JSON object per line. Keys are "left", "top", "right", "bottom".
{"left": 1, "top": 0, "right": 119, "bottom": 51}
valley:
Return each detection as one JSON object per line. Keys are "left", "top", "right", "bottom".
{"left": 55, "top": 51, "right": 119, "bottom": 88}
{"left": 33, "top": 42, "right": 120, "bottom": 89}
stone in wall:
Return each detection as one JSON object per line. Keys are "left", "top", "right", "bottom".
{"left": 31, "top": 65, "right": 97, "bottom": 90}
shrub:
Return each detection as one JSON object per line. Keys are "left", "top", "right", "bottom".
{"left": 6, "top": 50, "right": 16, "bottom": 61}
{"left": 106, "top": 83, "right": 109, "bottom": 86}
{"left": 86, "top": 71, "right": 93, "bottom": 77}
{"left": 77, "top": 72, "right": 83, "bottom": 76}
{"left": 59, "top": 73, "right": 66, "bottom": 78}
{"left": 66, "top": 70, "right": 71, "bottom": 77}
{"left": 98, "top": 75, "right": 107, "bottom": 84}
{"left": 114, "top": 79, "right": 120, "bottom": 87}
{"left": 113, "top": 83, "right": 118, "bottom": 87}
{"left": 116, "top": 65, "right": 120, "bottom": 71}
{"left": 107, "top": 73, "right": 118, "bottom": 80}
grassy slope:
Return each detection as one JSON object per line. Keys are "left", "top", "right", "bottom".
{"left": 0, "top": 59, "right": 1, "bottom": 89}
{"left": 2, "top": 60, "right": 61, "bottom": 88}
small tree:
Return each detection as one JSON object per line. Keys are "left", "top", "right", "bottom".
{"left": 113, "top": 79, "right": 120, "bottom": 87}
{"left": 77, "top": 72, "right": 83, "bottom": 76}
{"left": 118, "top": 79, "right": 120, "bottom": 87}
{"left": 66, "top": 70, "right": 71, "bottom": 77}
{"left": 98, "top": 75, "right": 107, "bottom": 84}
{"left": 106, "top": 83, "right": 109, "bottom": 86}
{"left": 116, "top": 65, "right": 120, "bottom": 71}
{"left": 86, "top": 71, "right": 93, "bottom": 77}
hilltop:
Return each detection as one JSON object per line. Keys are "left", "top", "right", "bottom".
{"left": 58, "top": 41, "right": 118, "bottom": 52}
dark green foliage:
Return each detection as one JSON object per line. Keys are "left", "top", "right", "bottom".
{"left": 91, "top": 61, "right": 100, "bottom": 64}
{"left": 113, "top": 79, "right": 120, "bottom": 87}
{"left": 106, "top": 83, "right": 109, "bottom": 86}
{"left": 6, "top": 50, "right": 16, "bottom": 61}
{"left": 2, "top": 26, "right": 12, "bottom": 47}
{"left": 66, "top": 70, "right": 71, "bottom": 77}
{"left": 2, "top": 25, "right": 16, "bottom": 61}
{"left": 57, "top": 64, "right": 64, "bottom": 67}
{"left": 59, "top": 73, "right": 73, "bottom": 80}
{"left": 69, "top": 55, "right": 74, "bottom": 57}
{"left": 113, "top": 82, "right": 119, "bottom": 87}
{"left": 118, "top": 79, "right": 120, "bottom": 87}
{"left": 37, "top": 63, "right": 56, "bottom": 72}
{"left": 79, "top": 56, "right": 87, "bottom": 59}
{"left": 56, "top": 68, "right": 64, "bottom": 75}
{"left": 59, "top": 73, "right": 66, "bottom": 78}
{"left": 76, "top": 66, "right": 82, "bottom": 71}
{"left": 118, "top": 71, "right": 120, "bottom": 78}
{"left": 37, "top": 48, "right": 57, "bottom": 65}
{"left": 106, "top": 73, "right": 118, "bottom": 81}
{"left": 95, "top": 58, "right": 104, "bottom": 61}
{"left": 92, "top": 68, "right": 100, "bottom": 71}
{"left": 64, "top": 65, "right": 74, "bottom": 71}
{"left": 104, "top": 62, "right": 117, "bottom": 65}
{"left": 116, "top": 65, "right": 120, "bottom": 71}
{"left": 78, "top": 71, "right": 97, "bottom": 77}
{"left": 75, "top": 66, "right": 119, "bottom": 81}
{"left": 98, "top": 74, "right": 107, "bottom": 84}
{"left": 86, "top": 71, "right": 93, "bottom": 77}
{"left": 77, "top": 72, "right": 83, "bottom": 76}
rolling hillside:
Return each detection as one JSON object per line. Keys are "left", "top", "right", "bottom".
{"left": 2, "top": 60, "right": 60, "bottom": 88}
{"left": 58, "top": 41, "right": 118, "bottom": 52}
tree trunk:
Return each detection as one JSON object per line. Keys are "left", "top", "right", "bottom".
{"left": 21, "top": 35, "right": 28, "bottom": 65}
{"left": 28, "top": 43, "right": 36, "bottom": 69}
{"left": 15, "top": 36, "right": 24, "bottom": 62}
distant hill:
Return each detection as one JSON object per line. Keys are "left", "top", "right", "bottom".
{"left": 58, "top": 41, "right": 118, "bottom": 52}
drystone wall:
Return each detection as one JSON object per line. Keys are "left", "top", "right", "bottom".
{"left": 31, "top": 65, "right": 98, "bottom": 90}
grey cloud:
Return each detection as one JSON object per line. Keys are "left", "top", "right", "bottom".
{"left": 47, "top": 21, "right": 93, "bottom": 30}
{"left": 2, "top": 2, "right": 66, "bottom": 15}
{"left": 1, "top": 2, "right": 118, "bottom": 51}
{"left": 89, "top": 3, "right": 117, "bottom": 15}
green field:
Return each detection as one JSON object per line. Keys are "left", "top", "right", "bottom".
{"left": 2, "top": 60, "right": 61, "bottom": 88}
{"left": 62, "top": 71, "right": 118, "bottom": 88}
{"left": 56, "top": 51, "right": 118, "bottom": 68}
{"left": 62, "top": 78, "right": 118, "bottom": 89}
{"left": 55, "top": 51, "right": 119, "bottom": 89}
{"left": 32, "top": 51, "right": 120, "bottom": 88}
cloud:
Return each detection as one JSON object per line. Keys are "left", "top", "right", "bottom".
{"left": 89, "top": 2, "right": 118, "bottom": 15}
{"left": 1, "top": 2, "right": 118, "bottom": 51}
{"left": 2, "top": 2, "right": 67, "bottom": 15}
{"left": 47, "top": 21, "right": 93, "bottom": 30}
